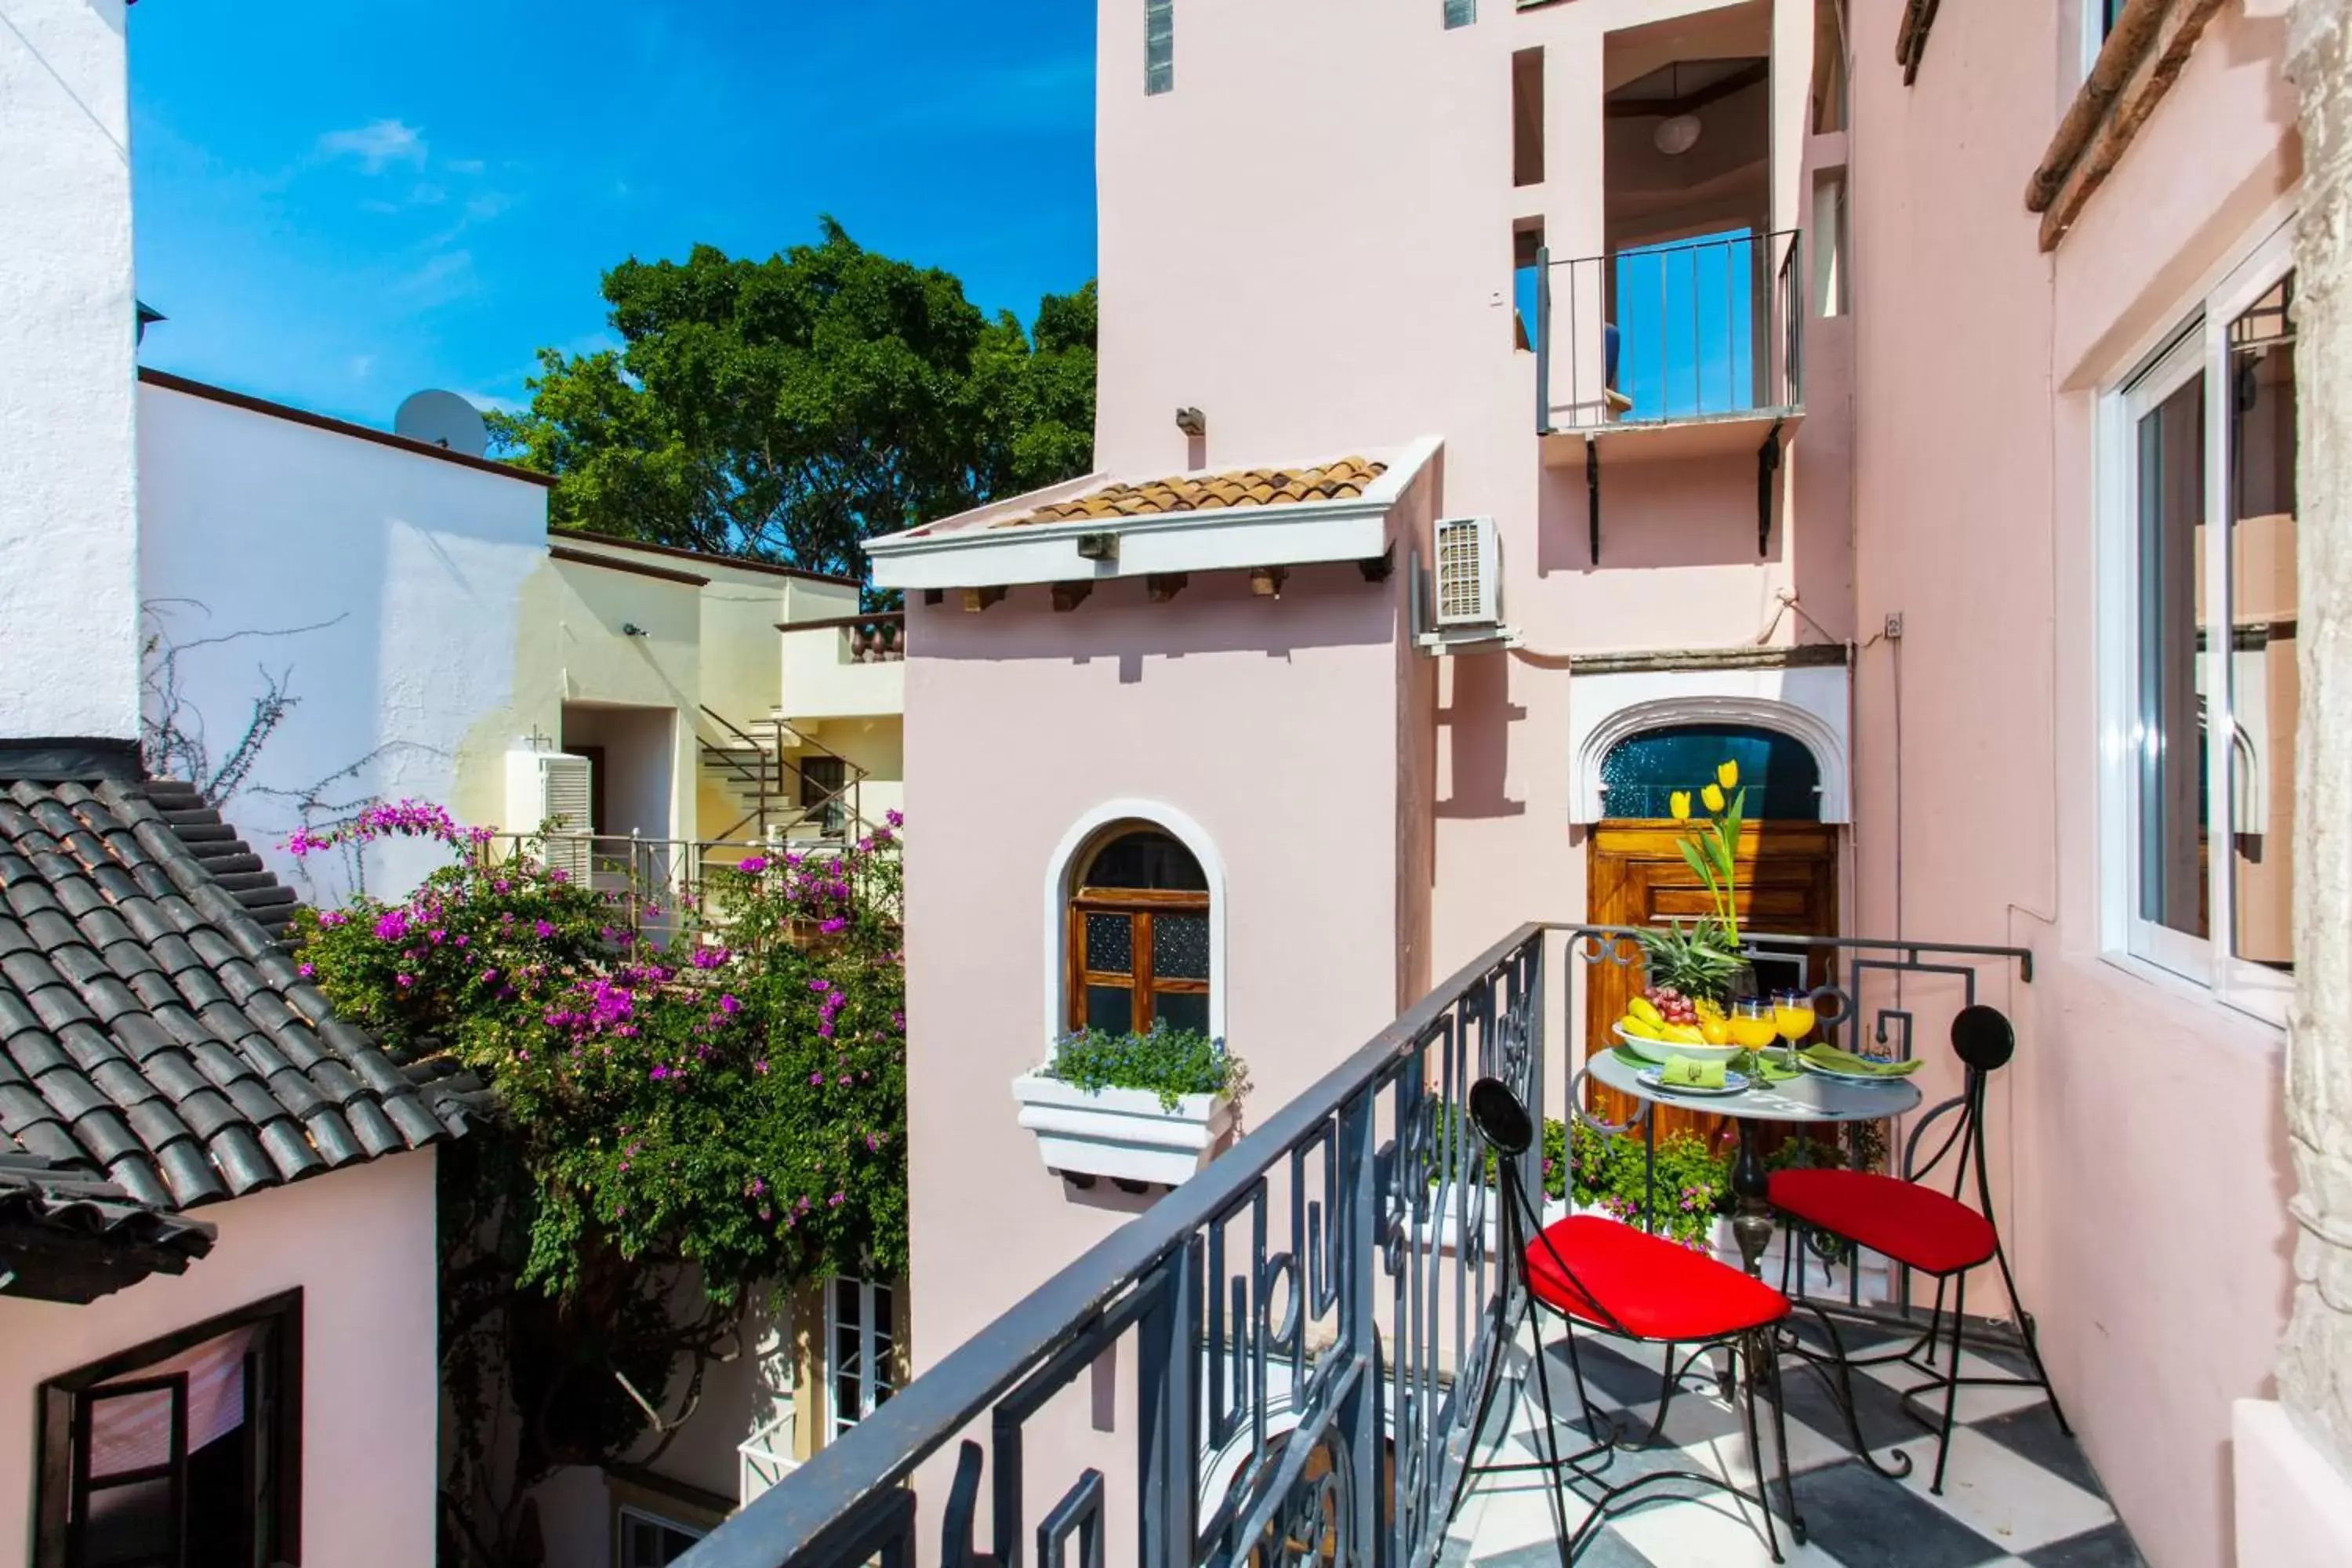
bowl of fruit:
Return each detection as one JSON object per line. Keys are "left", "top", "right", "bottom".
{"left": 1613, "top": 993, "right": 1744, "bottom": 1065}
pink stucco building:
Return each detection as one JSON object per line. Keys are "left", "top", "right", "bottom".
{"left": 858, "top": 1, "right": 2318, "bottom": 1563}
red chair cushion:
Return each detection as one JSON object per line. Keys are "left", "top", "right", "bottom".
{"left": 1768, "top": 1168, "right": 1998, "bottom": 1276}
{"left": 1523, "top": 1215, "right": 1788, "bottom": 1343}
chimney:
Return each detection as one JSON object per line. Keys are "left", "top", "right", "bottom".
{"left": 0, "top": 1, "right": 142, "bottom": 746}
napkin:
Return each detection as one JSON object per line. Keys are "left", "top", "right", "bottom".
{"left": 1750, "top": 1050, "right": 1802, "bottom": 1083}
{"left": 1662, "top": 1055, "right": 1726, "bottom": 1089}
{"left": 1801, "top": 1044, "right": 1921, "bottom": 1076}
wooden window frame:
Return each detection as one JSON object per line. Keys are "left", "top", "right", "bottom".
{"left": 1065, "top": 827, "right": 1211, "bottom": 1036}
{"left": 34, "top": 1288, "right": 304, "bottom": 1568}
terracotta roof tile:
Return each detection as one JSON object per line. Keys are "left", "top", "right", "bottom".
{"left": 989, "top": 456, "right": 1388, "bottom": 530}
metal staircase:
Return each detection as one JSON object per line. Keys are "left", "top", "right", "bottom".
{"left": 697, "top": 707, "right": 871, "bottom": 846}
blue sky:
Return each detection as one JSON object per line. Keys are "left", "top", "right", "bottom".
{"left": 129, "top": 2, "right": 1100, "bottom": 428}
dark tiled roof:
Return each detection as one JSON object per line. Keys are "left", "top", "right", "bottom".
{"left": 0, "top": 1149, "right": 215, "bottom": 1303}
{"left": 0, "top": 776, "right": 469, "bottom": 1214}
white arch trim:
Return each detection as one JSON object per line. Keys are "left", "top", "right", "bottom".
{"left": 1040, "top": 800, "right": 1229, "bottom": 1055}
{"left": 1568, "top": 666, "right": 1852, "bottom": 824}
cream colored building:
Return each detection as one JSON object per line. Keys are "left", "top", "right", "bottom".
{"left": 492, "top": 530, "right": 906, "bottom": 888}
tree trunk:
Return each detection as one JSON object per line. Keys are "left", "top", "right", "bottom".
{"left": 2282, "top": 0, "right": 2352, "bottom": 1475}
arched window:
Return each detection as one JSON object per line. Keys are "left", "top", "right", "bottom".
{"left": 1599, "top": 724, "right": 1824, "bottom": 821}
{"left": 1069, "top": 826, "right": 1211, "bottom": 1036}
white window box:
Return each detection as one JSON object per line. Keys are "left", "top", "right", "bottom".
{"left": 1011, "top": 1069, "right": 1237, "bottom": 1187}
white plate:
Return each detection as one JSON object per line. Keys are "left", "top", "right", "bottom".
{"left": 1612, "top": 1023, "right": 1742, "bottom": 1064}
{"left": 1637, "top": 1066, "right": 1753, "bottom": 1098}
{"left": 1798, "top": 1054, "right": 1914, "bottom": 1085}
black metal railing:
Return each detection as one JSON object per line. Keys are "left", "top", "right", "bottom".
{"left": 1535, "top": 228, "right": 1803, "bottom": 434}
{"left": 681, "top": 926, "right": 1546, "bottom": 1568}
{"left": 680, "top": 921, "right": 2031, "bottom": 1566}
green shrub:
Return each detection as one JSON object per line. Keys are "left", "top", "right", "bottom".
{"left": 1045, "top": 1020, "right": 1244, "bottom": 1111}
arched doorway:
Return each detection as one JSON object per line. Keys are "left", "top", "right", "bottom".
{"left": 1585, "top": 723, "right": 1838, "bottom": 1141}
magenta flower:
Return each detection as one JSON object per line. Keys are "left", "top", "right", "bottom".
{"left": 739, "top": 855, "right": 769, "bottom": 874}
{"left": 296, "top": 962, "right": 315, "bottom": 978}
{"left": 534, "top": 920, "right": 556, "bottom": 938}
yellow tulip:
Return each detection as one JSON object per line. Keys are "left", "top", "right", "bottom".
{"left": 1701, "top": 783, "right": 1726, "bottom": 814}
{"left": 1669, "top": 790, "right": 1693, "bottom": 822}
{"left": 1717, "top": 760, "right": 1740, "bottom": 789}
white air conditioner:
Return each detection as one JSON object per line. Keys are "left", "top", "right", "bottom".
{"left": 505, "top": 749, "right": 593, "bottom": 883}
{"left": 1432, "top": 516, "right": 1501, "bottom": 626}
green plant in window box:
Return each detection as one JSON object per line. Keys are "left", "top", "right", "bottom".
{"left": 1045, "top": 1019, "right": 1247, "bottom": 1112}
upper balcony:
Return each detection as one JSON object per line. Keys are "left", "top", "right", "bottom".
{"left": 779, "top": 611, "right": 906, "bottom": 724}
{"left": 1533, "top": 227, "right": 1805, "bottom": 468}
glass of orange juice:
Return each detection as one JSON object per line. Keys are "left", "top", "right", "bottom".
{"left": 1729, "top": 998, "right": 1779, "bottom": 1050}
{"left": 1773, "top": 989, "right": 1817, "bottom": 1047}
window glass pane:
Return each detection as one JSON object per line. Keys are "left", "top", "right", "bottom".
{"left": 1599, "top": 724, "right": 1822, "bottom": 820}
{"left": 2229, "top": 274, "right": 2297, "bottom": 971}
{"left": 87, "top": 1386, "right": 176, "bottom": 1478}
{"left": 1082, "top": 831, "right": 1207, "bottom": 891}
{"left": 1446, "top": 0, "right": 1477, "bottom": 27}
{"left": 2136, "top": 371, "right": 2209, "bottom": 941}
{"left": 1152, "top": 990, "right": 1210, "bottom": 1036}
{"left": 82, "top": 1476, "right": 175, "bottom": 1566}
{"left": 1083, "top": 913, "right": 1134, "bottom": 977}
{"left": 1087, "top": 985, "right": 1135, "bottom": 1034}
{"left": 1152, "top": 913, "right": 1210, "bottom": 980}
{"left": 1145, "top": 0, "right": 1174, "bottom": 94}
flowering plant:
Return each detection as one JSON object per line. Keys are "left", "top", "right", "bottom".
{"left": 1668, "top": 759, "right": 1748, "bottom": 942}
{"left": 287, "top": 808, "right": 906, "bottom": 1298}
{"left": 1046, "top": 1019, "right": 1244, "bottom": 1112}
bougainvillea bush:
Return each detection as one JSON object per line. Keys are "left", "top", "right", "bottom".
{"left": 285, "top": 804, "right": 904, "bottom": 1558}
{"left": 290, "top": 807, "right": 906, "bottom": 1295}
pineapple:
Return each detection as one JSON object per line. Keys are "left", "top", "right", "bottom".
{"left": 1632, "top": 919, "right": 1744, "bottom": 1022}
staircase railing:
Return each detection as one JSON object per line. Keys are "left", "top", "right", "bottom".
{"left": 697, "top": 706, "right": 874, "bottom": 844}
{"left": 677, "top": 925, "right": 1548, "bottom": 1568}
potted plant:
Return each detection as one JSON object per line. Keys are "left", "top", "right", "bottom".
{"left": 1624, "top": 760, "right": 1756, "bottom": 1041}
{"left": 1011, "top": 1020, "right": 1247, "bottom": 1188}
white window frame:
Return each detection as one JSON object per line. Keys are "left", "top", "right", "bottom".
{"left": 2098, "top": 215, "right": 2297, "bottom": 1024}
{"left": 826, "top": 1276, "right": 895, "bottom": 1438}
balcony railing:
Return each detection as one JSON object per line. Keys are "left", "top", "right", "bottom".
{"left": 1536, "top": 229, "right": 1804, "bottom": 435}
{"left": 677, "top": 924, "right": 2030, "bottom": 1567}
{"left": 779, "top": 612, "right": 907, "bottom": 665}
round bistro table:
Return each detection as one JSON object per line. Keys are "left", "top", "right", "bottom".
{"left": 1587, "top": 1048, "right": 1925, "bottom": 1277}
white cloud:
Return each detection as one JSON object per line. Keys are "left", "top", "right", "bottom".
{"left": 318, "top": 118, "right": 428, "bottom": 173}
{"left": 394, "top": 250, "right": 477, "bottom": 305}
{"left": 444, "top": 158, "right": 486, "bottom": 176}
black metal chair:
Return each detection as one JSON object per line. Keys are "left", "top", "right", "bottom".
{"left": 1769, "top": 1003, "right": 2071, "bottom": 1494}
{"left": 1460, "top": 1077, "right": 1804, "bottom": 1565}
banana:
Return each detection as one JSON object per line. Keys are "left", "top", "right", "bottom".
{"left": 1617, "top": 1014, "right": 1664, "bottom": 1040}
{"left": 1662, "top": 1023, "right": 1707, "bottom": 1044}
{"left": 1628, "top": 996, "right": 1665, "bottom": 1029}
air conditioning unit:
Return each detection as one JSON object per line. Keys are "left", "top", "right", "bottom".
{"left": 1432, "top": 516, "right": 1501, "bottom": 626}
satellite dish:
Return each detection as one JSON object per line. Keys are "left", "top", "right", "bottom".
{"left": 394, "top": 390, "right": 488, "bottom": 457}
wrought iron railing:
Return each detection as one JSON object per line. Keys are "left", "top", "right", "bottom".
{"left": 680, "top": 925, "right": 1547, "bottom": 1568}
{"left": 475, "top": 832, "right": 815, "bottom": 943}
{"left": 698, "top": 706, "right": 875, "bottom": 844}
{"left": 677, "top": 922, "right": 2031, "bottom": 1566}
{"left": 1535, "top": 228, "right": 1803, "bottom": 434}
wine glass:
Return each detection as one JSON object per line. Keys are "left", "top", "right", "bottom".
{"left": 1773, "top": 989, "right": 1817, "bottom": 1051}
{"left": 1729, "top": 997, "right": 1779, "bottom": 1051}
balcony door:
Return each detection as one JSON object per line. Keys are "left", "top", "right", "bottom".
{"left": 1583, "top": 724, "right": 1837, "bottom": 1145}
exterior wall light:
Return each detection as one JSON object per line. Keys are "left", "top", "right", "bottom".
{"left": 1654, "top": 113, "right": 1702, "bottom": 156}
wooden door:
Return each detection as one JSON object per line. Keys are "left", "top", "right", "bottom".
{"left": 1584, "top": 821, "right": 1838, "bottom": 1145}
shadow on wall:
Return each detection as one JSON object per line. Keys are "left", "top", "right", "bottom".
{"left": 1436, "top": 652, "right": 1526, "bottom": 820}
{"left": 1535, "top": 448, "right": 1768, "bottom": 575}
{"left": 908, "top": 565, "right": 1396, "bottom": 671}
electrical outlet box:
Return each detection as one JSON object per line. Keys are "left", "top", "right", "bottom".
{"left": 1885, "top": 612, "right": 1905, "bottom": 640}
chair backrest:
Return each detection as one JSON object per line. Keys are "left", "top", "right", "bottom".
{"left": 1465, "top": 1077, "right": 1628, "bottom": 1335}
{"left": 1908, "top": 1004, "right": 2016, "bottom": 1214}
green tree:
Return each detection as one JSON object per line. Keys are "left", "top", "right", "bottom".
{"left": 488, "top": 220, "right": 1097, "bottom": 586}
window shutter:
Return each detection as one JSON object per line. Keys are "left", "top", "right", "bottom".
{"left": 1444, "top": 0, "right": 1477, "bottom": 27}
{"left": 538, "top": 754, "right": 593, "bottom": 883}
{"left": 1145, "top": 0, "right": 1174, "bottom": 94}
